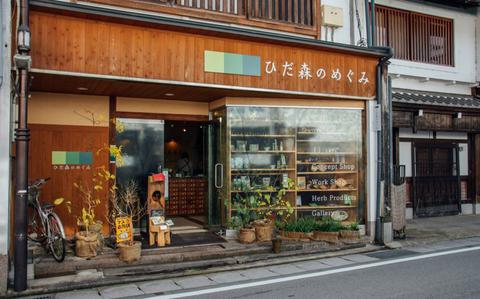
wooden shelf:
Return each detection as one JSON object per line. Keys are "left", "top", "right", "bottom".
{"left": 231, "top": 168, "right": 295, "bottom": 172}
{"left": 297, "top": 205, "right": 357, "bottom": 209}
{"left": 297, "top": 171, "right": 358, "bottom": 175}
{"left": 297, "top": 140, "right": 357, "bottom": 143}
{"left": 231, "top": 151, "right": 295, "bottom": 154}
{"left": 297, "top": 132, "right": 349, "bottom": 135}
{"left": 231, "top": 189, "right": 296, "bottom": 193}
{"left": 231, "top": 207, "right": 292, "bottom": 211}
{"left": 231, "top": 134, "right": 296, "bottom": 138}
{"left": 297, "top": 161, "right": 355, "bottom": 165}
{"left": 297, "top": 152, "right": 357, "bottom": 155}
{"left": 297, "top": 188, "right": 357, "bottom": 192}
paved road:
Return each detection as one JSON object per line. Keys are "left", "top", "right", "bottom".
{"left": 146, "top": 245, "right": 480, "bottom": 299}
{"left": 55, "top": 238, "right": 480, "bottom": 299}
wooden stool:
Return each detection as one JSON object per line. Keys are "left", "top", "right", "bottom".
{"left": 149, "top": 222, "right": 171, "bottom": 247}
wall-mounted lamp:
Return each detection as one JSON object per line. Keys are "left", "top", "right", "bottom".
{"left": 417, "top": 109, "right": 424, "bottom": 117}
{"left": 455, "top": 112, "right": 462, "bottom": 119}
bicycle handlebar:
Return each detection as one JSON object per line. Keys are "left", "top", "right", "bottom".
{"left": 29, "top": 178, "right": 51, "bottom": 189}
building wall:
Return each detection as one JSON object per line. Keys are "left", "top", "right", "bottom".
{"left": 376, "top": 0, "right": 478, "bottom": 95}
{"left": 0, "top": 0, "right": 11, "bottom": 295}
{"left": 28, "top": 93, "right": 110, "bottom": 126}
{"left": 117, "top": 97, "right": 209, "bottom": 116}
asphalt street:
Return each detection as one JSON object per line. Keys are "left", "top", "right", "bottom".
{"left": 148, "top": 246, "right": 480, "bottom": 299}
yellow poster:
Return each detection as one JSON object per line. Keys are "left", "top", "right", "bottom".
{"left": 115, "top": 216, "right": 133, "bottom": 244}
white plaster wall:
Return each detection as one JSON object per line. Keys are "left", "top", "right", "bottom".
{"left": 375, "top": 0, "right": 478, "bottom": 94}
{"left": 318, "top": 0, "right": 369, "bottom": 46}
{"left": 0, "top": 0, "right": 12, "bottom": 257}
{"left": 477, "top": 7, "right": 480, "bottom": 82}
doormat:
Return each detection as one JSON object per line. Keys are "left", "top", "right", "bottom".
{"left": 141, "top": 232, "right": 226, "bottom": 249}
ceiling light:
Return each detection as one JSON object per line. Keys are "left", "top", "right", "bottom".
{"left": 77, "top": 87, "right": 88, "bottom": 91}
{"left": 182, "top": 128, "right": 187, "bottom": 132}
{"left": 165, "top": 93, "right": 175, "bottom": 96}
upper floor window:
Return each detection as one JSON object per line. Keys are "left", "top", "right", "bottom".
{"left": 375, "top": 5, "right": 454, "bottom": 66}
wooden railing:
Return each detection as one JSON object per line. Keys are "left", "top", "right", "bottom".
{"left": 142, "top": 0, "right": 314, "bottom": 26}
{"left": 247, "top": 0, "right": 315, "bottom": 26}
{"left": 375, "top": 5, "right": 453, "bottom": 66}
{"left": 172, "top": 0, "right": 244, "bottom": 15}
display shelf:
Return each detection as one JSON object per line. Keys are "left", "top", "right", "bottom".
{"left": 231, "top": 134, "right": 296, "bottom": 138}
{"left": 231, "top": 151, "right": 295, "bottom": 154}
{"left": 231, "top": 168, "right": 296, "bottom": 172}
{"left": 297, "top": 152, "right": 357, "bottom": 155}
{"left": 296, "top": 162, "right": 356, "bottom": 165}
{"left": 231, "top": 189, "right": 296, "bottom": 193}
{"left": 297, "top": 171, "right": 358, "bottom": 175}
{"left": 297, "top": 188, "right": 357, "bottom": 192}
{"left": 297, "top": 205, "right": 357, "bottom": 209}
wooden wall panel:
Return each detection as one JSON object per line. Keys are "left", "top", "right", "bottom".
{"left": 30, "top": 11, "right": 378, "bottom": 99}
{"left": 29, "top": 124, "right": 110, "bottom": 238}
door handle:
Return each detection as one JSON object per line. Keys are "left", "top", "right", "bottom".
{"left": 215, "top": 163, "right": 223, "bottom": 188}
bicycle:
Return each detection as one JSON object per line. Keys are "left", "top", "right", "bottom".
{"left": 27, "top": 178, "right": 66, "bottom": 262}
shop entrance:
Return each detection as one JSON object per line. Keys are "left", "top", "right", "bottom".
{"left": 115, "top": 118, "right": 225, "bottom": 247}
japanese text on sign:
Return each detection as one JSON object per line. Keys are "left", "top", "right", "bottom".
{"left": 115, "top": 216, "right": 133, "bottom": 244}
{"left": 265, "top": 61, "right": 370, "bottom": 85}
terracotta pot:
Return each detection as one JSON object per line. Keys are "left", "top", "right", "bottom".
{"left": 118, "top": 241, "right": 142, "bottom": 263}
{"left": 238, "top": 228, "right": 256, "bottom": 244}
{"left": 339, "top": 230, "right": 360, "bottom": 242}
{"left": 272, "top": 238, "right": 282, "bottom": 254}
{"left": 75, "top": 231, "right": 98, "bottom": 258}
{"left": 253, "top": 223, "right": 273, "bottom": 242}
{"left": 313, "top": 231, "right": 340, "bottom": 243}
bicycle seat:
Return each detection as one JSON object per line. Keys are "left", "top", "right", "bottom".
{"left": 43, "top": 203, "right": 55, "bottom": 210}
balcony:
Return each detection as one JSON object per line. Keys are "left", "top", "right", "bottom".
{"left": 84, "top": 0, "right": 319, "bottom": 36}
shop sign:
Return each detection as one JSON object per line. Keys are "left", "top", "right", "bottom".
{"left": 115, "top": 216, "right": 133, "bottom": 244}
{"left": 264, "top": 61, "right": 370, "bottom": 85}
{"left": 51, "top": 151, "right": 92, "bottom": 171}
{"left": 298, "top": 209, "right": 350, "bottom": 220}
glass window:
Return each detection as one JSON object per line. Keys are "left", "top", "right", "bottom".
{"left": 227, "top": 106, "right": 364, "bottom": 223}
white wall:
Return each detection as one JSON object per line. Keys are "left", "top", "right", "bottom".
{"left": 319, "top": 0, "right": 368, "bottom": 46}
{"left": 376, "top": 0, "right": 478, "bottom": 95}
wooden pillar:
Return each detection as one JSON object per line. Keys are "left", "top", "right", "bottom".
{"left": 108, "top": 96, "right": 117, "bottom": 234}
{"left": 475, "top": 134, "right": 480, "bottom": 206}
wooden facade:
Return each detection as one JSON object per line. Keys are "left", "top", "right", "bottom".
{"left": 29, "top": 11, "right": 378, "bottom": 99}
{"left": 393, "top": 110, "right": 480, "bottom": 133}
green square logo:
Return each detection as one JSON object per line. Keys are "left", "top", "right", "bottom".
{"left": 204, "top": 51, "right": 225, "bottom": 73}
{"left": 79, "top": 152, "right": 93, "bottom": 165}
{"left": 66, "top": 152, "right": 80, "bottom": 165}
{"left": 52, "top": 151, "right": 67, "bottom": 165}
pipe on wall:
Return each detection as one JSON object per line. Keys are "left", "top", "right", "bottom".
{"left": 364, "top": 0, "right": 372, "bottom": 46}
{"left": 374, "top": 46, "right": 393, "bottom": 244}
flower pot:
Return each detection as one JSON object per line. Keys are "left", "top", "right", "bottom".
{"left": 272, "top": 238, "right": 282, "bottom": 254}
{"left": 75, "top": 231, "right": 98, "bottom": 258}
{"left": 312, "top": 231, "right": 339, "bottom": 243}
{"left": 253, "top": 221, "right": 273, "bottom": 242}
{"left": 238, "top": 228, "right": 256, "bottom": 244}
{"left": 88, "top": 221, "right": 104, "bottom": 254}
{"left": 225, "top": 229, "right": 239, "bottom": 240}
{"left": 118, "top": 241, "right": 142, "bottom": 263}
{"left": 339, "top": 230, "right": 360, "bottom": 242}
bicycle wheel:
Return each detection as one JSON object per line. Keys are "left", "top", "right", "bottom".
{"left": 27, "top": 206, "right": 46, "bottom": 243}
{"left": 47, "top": 213, "right": 66, "bottom": 262}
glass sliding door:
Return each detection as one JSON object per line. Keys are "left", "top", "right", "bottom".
{"left": 115, "top": 118, "right": 165, "bottom": 230}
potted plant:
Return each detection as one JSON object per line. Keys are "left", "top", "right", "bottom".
{"left": 233, "top": 193, "right": 257, "bottom": 244}
{"left": 110, "top": 181, "right": 146, "bottom": 263}
{"left": 253, "top": 180, "right": 295, "bottom": 242}
{"left": 313, "top": 217, "right": 343, "bottom": 243}
{"left": 281, "top": 218, "right": 317, "bottom": 240}
{"left": 225, "top": 216, "right": 241, "bottom": 240}
{"left": 339, "top": 222, "right": 361, "bottom": 243}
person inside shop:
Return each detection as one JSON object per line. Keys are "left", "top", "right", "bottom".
{"left": 175, "top": 152, "right": 193, "bottom": 177}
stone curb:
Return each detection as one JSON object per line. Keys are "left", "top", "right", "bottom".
{"left": 8, "top": 243, "right": 382, "bottom": 298}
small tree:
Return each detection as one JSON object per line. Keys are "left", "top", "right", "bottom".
{"left": 108, "top": 180, "right": 147, "bottom": 246}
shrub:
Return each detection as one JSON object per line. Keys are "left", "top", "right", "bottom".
{"left": 283, "top": 217, "right": 318, "bottom": 233}
{"left": 315, "top": 217, "right": 343, "bottom": 232}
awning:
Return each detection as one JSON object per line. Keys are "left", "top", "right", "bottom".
{"left": 392, "top": 89, "right": 480, "bottom": 109}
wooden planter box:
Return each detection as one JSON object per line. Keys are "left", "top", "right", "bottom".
{"left": 312, "top": 231, "right": 340, "bottom": 243}
{"left": 339, "top": 230, "right": 361, "bottom": 243}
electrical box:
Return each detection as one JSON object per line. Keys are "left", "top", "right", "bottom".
{"left": 321, "top": 5, "right": 344, "bottom": 27}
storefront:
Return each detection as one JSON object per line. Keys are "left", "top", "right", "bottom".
{"left": 25, "top": 6, "right": 390, "bottom": 244}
